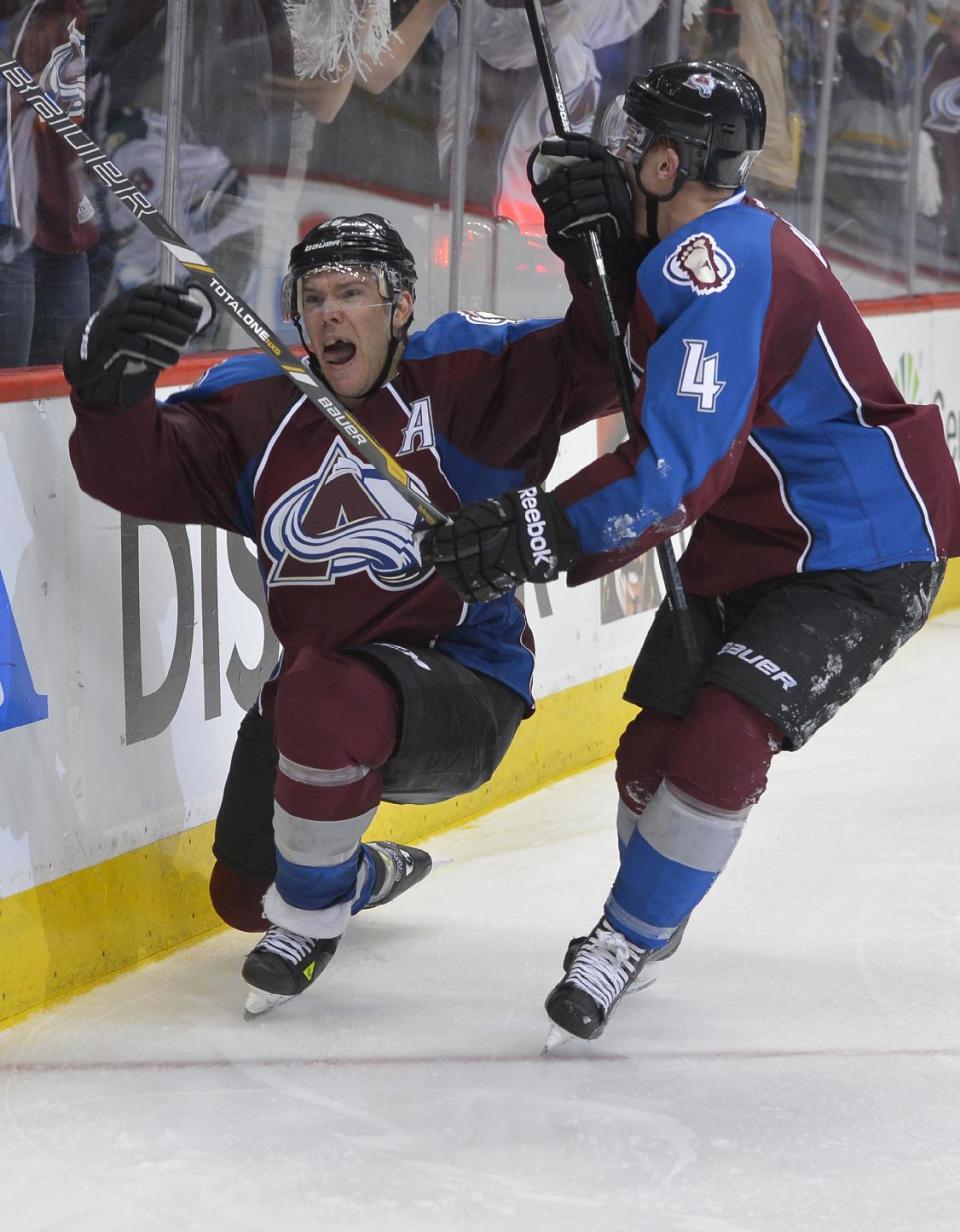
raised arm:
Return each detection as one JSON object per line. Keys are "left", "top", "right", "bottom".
{"left": 65, "top": 285, "right": 270, "bottom": 532}
{"left": 359, "top": 0, "right": 448, "bottom": 94}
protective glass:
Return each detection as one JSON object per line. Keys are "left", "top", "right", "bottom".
{"left": 599, "top": 94, "right": 656, "bottom": 169}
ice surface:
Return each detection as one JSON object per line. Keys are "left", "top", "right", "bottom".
{"left": 2, "top": 613, "right": 959, "bottom": 1232}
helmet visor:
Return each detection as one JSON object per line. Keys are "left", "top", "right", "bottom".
{"left": 281, "top": 261, "right": 394, "bottom": 322}
{"left": 600, "top": 94, "right": 657, "bottom": 169}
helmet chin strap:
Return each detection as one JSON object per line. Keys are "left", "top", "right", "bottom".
{"left": 636, "top": 164, "right": 688, "bottom": 243}
{"left": 645, "top": 196, "right": 660, "bottom": 244}
{"left": 364, "top": 299, "right": 412, "bottom": 398}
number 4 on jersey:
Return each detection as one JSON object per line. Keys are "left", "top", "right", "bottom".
{"left": 677, "top": 338, "right": 725, "bottom": 412}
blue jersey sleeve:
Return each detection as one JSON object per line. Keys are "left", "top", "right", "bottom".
{"left": 561, "top": 208, "right": 774, "bottom": 557}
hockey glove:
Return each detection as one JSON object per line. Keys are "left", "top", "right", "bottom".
{"left": 420, "top": 486, "right": 581, "bottom": 604}
{"left": 527, "top": 135, "right": 641, "bottom": 283}
{"left": 63, "top": 284, "right": 205, "bottom": 411}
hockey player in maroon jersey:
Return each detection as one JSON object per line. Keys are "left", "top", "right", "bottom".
{"left": 64, "top": 210, "right": 639, "bottom": 1018}
{"left": 422, "top": 62, "right": 960, "bottom": 1046}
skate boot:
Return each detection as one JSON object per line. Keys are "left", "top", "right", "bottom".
{"left": 545, "top": 918, "right": 653, "bottom": 1044}
{"left": 363, "top": 841, "right": 432, "bottom": 909}
{"left": 241, "top": 926, "right": 340, "bottom": 1019}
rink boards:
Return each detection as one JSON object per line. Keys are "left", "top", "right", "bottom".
{"left": 1, "top": 302, "right": 959, "bottom": 1027}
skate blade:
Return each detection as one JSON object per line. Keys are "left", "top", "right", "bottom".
{"left": 243, "top": 987, "right": 293, "bottom": 1020}
{"left": 541, "top": 1023, "right": 574, "bottom": 1055}
{"left": 627, "top": 970, "right": 657, "bottom": 996}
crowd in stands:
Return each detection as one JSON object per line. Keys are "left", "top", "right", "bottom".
{"left": 2, "top": 0, "right": 959, "bottom": 372}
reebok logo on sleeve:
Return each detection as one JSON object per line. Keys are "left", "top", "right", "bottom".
{"left": 516, "top": 487, "right": 554, "bottom": 571}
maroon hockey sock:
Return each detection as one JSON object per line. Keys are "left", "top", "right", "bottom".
{"left": 615, "top": 707, "right": 681, "bottom": 814}
{"left": 272, "top": 648, "right": 400, "bottom": 820}
{"left": 666, "top": 685, "right": 783, "bottom": 812}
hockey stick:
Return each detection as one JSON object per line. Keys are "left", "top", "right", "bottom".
{"left": 522, "top": 0, "right": 699, "bottom": 664}
{"left": 0, "top": 48, "right": 449, "bottom": 528}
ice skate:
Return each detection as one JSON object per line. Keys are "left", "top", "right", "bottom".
{"left": 363, "top": 840, "right": 432, "bottom": 908}
{"left": 543, "top": 918, "right": 655, "bottom": 1048}
{"left": 242, "top": 925, "right": 340, "bottom": 1019}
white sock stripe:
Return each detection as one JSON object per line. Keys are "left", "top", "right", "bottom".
{"left": 667, "top": 780, "right": 752, "bottom": 821}
{"left": 262, "top": 883, "right": 350, "bottom": 939}
{"left": 273, "top": 805, "right": 375, "bottom": 867}
{"left": 616, "top": 797, "right": 641, "bottom": 847}
{"left": 604, "top": 897, "right": 676, "bottom": 943}
{"left": 636, "top": 779, "right": 749, "bottom": 873}
{"left": 278, "top": 752, "right": 370, "bottom": 787}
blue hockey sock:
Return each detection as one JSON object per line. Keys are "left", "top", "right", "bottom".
{"left": 275, "top": 849, "right": 362, "bottom": 911}
{"left": 606, "top": 780, "right": 750, "bottom": 949}
{"left": 351, "top": 845, "right": 378, "bottom": 914}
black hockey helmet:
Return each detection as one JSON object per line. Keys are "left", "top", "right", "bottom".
{"left": 602, "top": 60, "right": 766, "bottom": 197}
{"left": 281, "top": 212, "right": 417, "bottom": 323}
{"left": 282, "top": 213, "right": 417, "bottom": 397}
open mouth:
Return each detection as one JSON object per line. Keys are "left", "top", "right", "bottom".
{"left": 322, "top": 339, "right": 357, "bottom": 367}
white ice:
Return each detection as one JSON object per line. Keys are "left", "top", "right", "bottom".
{"left": 2, "top": 612, "right": 959, "bottom": 1232}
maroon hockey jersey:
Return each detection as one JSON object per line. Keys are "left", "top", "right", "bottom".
{"left": 556, "top": 194, "right": 960, "bottom": 594}
{"left": 69, "top": 278, "right": 625, "bottom": 706}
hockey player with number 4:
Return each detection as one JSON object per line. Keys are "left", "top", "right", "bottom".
{"left": 422, "top": 61, "right": 960, "bottom": 1048}
{"left": 64, "top": 212, "right": 639, "bottom": 1019}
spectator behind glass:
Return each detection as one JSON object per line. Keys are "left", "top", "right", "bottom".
{"left": 280, "top": 0, "right": 446, "bottom": 122}
{"left": 0, "top": 0, "right": 98, "bottom": 368}
{"left": 730, "top": 2, "right": 799, "bottom": 200}
{"left": 90, "top": 1, "right": 294, "bottom": 179}
{"left": 91, "top": 2, "right": 446, "bottom": 348}
{"left": 84, "top": 1, "right": 295, "bottom": 344}
{"left": 825, "top": 0, "right": 940, "bottom": 256}
{"left": 923, "top": 0, "right": 960, "bottom": 258}
{"left": 682, "top": 2, "right": 815, "bottom": 209}
{"left": 436, "top": 0, "right": 666, "bottom": 228}
{"left": 759, "top": 0, "right": 831, "bottom": 217}
{"left": 304, "top": 1, "right": 447, "bottom": 205}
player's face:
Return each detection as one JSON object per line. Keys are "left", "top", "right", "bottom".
{"left": 300, "top": 269, "right": 399, "bottom": 402}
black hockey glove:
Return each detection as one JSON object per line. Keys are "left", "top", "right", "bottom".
{"left": 420, "top": 486, "right": 581, "bottom": 604}
{"left": 526, "top": 135, "right": 642, "bottom": 283}
{"left": 63, "top": 284, "right": 205, "bottom": 411}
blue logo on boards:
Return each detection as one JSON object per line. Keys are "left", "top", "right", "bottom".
{"left": 0, "top": 568, "right": 48, "bottom": 732}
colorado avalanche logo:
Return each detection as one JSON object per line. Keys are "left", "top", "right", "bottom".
{"left": 39, "top": 18, "right": 86, "bottom": 119}
{"left": 927, "top": 78, "right": 960, "bottom": 134}
{"left": 663, "top": 232, "right": 736, "bottom": 296}
{"left": 262, "top": 438, "right": 427, "bottom": 591}
{"left": 685, "top": 72, "right": 718, "bottom": 99}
